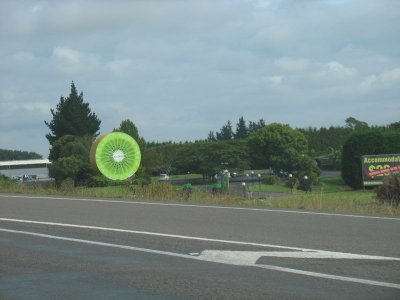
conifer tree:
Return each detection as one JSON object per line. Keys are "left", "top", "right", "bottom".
{"left": 114, "top": 119, "right": 145, "bottom": 148}
{"left": 234, "top": 116, "right": 248, "bottom": 139}
{"left": 207, "top": 131, "right": 216, "bottom": 141}
{"left": 248, "top": 118, "right": 266, "bottom": 134}
{"left": 216, "top": 121, "right": 233, "bottom": 140}
{"left": 45, "top": 82, "right": 101, "bottom": 145}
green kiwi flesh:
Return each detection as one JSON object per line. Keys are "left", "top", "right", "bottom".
{"left": 92, "top": 132, "right": 141, "bottom": 180}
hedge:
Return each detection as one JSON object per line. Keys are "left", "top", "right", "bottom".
{"left": 341, "top": 130, "right": 400, "bottom": 189}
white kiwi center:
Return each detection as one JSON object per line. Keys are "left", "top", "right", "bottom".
{"left": 112, "top": 150, "right": 125, "bottom": 163}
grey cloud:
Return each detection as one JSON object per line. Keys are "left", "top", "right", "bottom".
{"left": 0, "top": 0, "right": 399, "bottom": 156}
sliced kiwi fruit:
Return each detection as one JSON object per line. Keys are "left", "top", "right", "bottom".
{"left": 90, "top": 132, "right": 141, "bottom": 180}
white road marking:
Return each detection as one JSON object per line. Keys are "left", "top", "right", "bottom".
{"left": 2, "top": 217, "right": 400, "bottom": 261}
{"left": 0, "top": 217, "right": 310, "bottom": 251}
{"left": 1, "top": 227, "right": 400, "bottom": 290}
{"left": 1, "top": 194, "right": 399, "bottom": 221}
{"left": 198, "top": 250, "right": 400, "bottom": 265}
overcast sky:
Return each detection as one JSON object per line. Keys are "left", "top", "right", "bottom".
{"left": 0, "top": 0, "right": 399, "bottom": 157}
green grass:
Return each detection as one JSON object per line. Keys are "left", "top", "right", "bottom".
{"left": 1, "top": 176, "right": 399, "bottom": 217}
{"left": 242, "top": 176, "right": 400, "bottom": 216}
{"left": 248, "top": 176, "right": 346, "bottom": 194}
{"left": 317, "top": 176, "right": 348, "bottom": 193}
{"left": 257, "top": 190, "right": 381, "bottom": 214}
{"left": 150, "top": 173, "right": 203, "bottom": 181}
{"left": 243, "top": 169, "right": 266, "bottom": 175}
{"left": 169, "top": 173, "right": 203, "bottom": 180}
{"left": 248, "top": 183, "right": 291, "bottom": 193}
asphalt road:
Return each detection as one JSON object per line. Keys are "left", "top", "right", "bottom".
{"left": 1, "top": 194, "right": 399, "bottom": 299}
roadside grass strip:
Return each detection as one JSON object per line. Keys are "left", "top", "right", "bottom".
{"left": 1, "top": 194, "right": 400, "bottom": 220}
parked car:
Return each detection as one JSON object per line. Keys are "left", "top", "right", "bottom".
{"left": 159, "top": 174, "right": 170, "bottom": 181}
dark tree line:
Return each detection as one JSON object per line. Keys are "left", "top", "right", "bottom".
{"left": 145, "top": 122, "right": 320, "bottom": 182}
{"left": 144, "top": 139, "right": 251, "bottom": 179}
{"left": 209, "top": 116, "right": 398, "bottom": 156}
{"left": 207, "top": 117, "right": 265, "bottom": 141}
{"left": 0, "top": 149, "right": 42, "bottom": 161}
{"left": 139, "top": 116, "right": 400, "bottom": 179}
{"left": 209, "top": 115, "right": 361, "bottom": 153}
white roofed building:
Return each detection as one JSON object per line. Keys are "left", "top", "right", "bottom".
{"left": 0, "top": 159, "right": 51, "bottom": 179}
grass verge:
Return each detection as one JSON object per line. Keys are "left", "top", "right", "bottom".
{"left": 0, "top": 177, "right": 399, "bottom": 217}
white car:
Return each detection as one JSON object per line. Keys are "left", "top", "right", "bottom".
{"left": 159, "top": 174, "right": 170, "bottom": 181}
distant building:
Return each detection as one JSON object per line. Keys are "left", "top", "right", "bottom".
{"left": 0, "top": 159, "right": 51, "bottom": 179}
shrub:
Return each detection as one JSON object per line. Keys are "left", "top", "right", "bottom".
{"left": 298, "top": 175, "right": 313, "bottom": 192}
{"left": 341, "top": 130, "right": 400, "bottom": 189}
{"left": 376, "top": 173, "right": 400, "bottom": 206}
{"left": 295, "top": 157, "right": 320, "bottom": 191}
{"left": 58, "top": 178, "right": 75, "bottom": 192}
{"left": 134, "top": 175, "right": 151, "bottom": 186}
{"left": 0, "top": 175, "right": 17, "bottom": 191}
{"left": 182, "top": 183, "right": 192, "bottom": 200}
{"left": 85, "top": 175, "right": 124, "bottom": 187}
{"left": 139, "top": 181, "right": 178, "bottom": 200}
{"left": 262, "top": 175, "right": 277, "bottom": 185}
{"left": 48, "top": 135, "right": 91, "bottom": 185}
{"left": 285, "top": 177, "right": 298, "bottom": 191}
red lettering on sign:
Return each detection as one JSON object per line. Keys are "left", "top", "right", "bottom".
{"left": 367, "top": 165, "right": 400, "bottom": 178}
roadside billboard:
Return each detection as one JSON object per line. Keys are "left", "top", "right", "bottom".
{"left": 361, "top": 154, "right": 400, "bottom": 186}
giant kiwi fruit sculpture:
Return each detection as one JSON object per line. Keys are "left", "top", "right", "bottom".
{"left": 90, "top": 132, "right": 141, "bottom": 180}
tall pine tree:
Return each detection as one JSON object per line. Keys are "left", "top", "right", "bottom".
{"left": 45, "top": 82, "right": 101, "bottom": 145}
{"left": 114, "top": 119, "right": 145, "bottom": 148}
{"left": 234, "top": 116, "right": 248, "bottom": 139}
{"left": 207, "top": 131, "right": 217, "bottom": 141}
{"left": 248, "top": 118, "right": 266, "bottom": 134}
{"left": 216, "top": 121, "right": 233, "bottom": 140}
